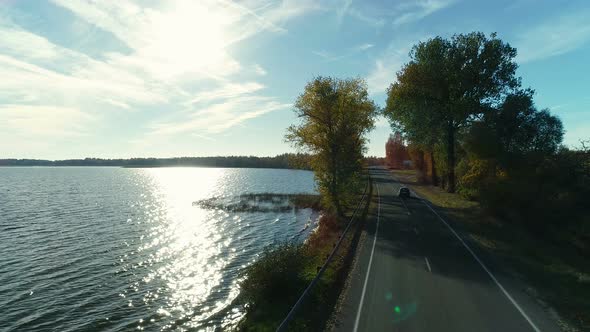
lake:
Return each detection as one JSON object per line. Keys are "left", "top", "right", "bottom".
{"left": 0, "top": 167, "right": 318, "bottom": 331}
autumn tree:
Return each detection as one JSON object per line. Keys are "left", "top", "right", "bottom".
{"left": 286, "top": 77, "right": 377, "bottom": 216}
{"left": 385, "top": 132, "right": 409, "bottom": 169}
{"left": 384, "top": 32, "right": 520, "bottom": 192}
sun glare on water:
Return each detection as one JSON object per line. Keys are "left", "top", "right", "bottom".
{"left": 134, "top": 168, "right": 243, "bottom": 328}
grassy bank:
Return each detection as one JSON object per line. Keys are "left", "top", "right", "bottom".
{"left": 236, "top": 181, "right": 373, "bottom": 331}
{"left": 390, "top": 169, "right": 590, "bottom": 331}
{"left": 194, "top": 193, "right": 321, "bottom": 213}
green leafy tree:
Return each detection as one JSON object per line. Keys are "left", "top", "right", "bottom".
{"left": 384, "top": 32, "right": 520, "bottom": 192}
{"left": 466, "top": 89, "right": 564, "bottom": 171}
{"left": 286, "top": 77, "right": 377, "bottom": 216}
{"left": 459, "top": 90, "right": 564, "bottom": 198}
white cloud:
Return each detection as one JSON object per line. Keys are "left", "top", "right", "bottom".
{"left": 365, "top": 33, "right": 432, "bottom": 96}
{"left": 313, "top": 42, "right": 374, "bottom": 61}
{"left": 336, "top": 0, "right": 353, "bottom": 25}
{"left": 0, "top": 53, "right": 166, "bottom": 106}
{"left": 366, "top": 44, "right": 412, "bottom": 95}
{"left": 367, "top": 59, "right": 396, "bottom": 95}
{"left": 515, "top": 9, "right": 590, "bottom": 63}
{"left": 50, "top": 0, "right": 242, "bottom": 81}
{"left": 312, "top": 49, "right": 342, "bottom": 61}
{"left": 335, "top": 0, "right": 452, "bottom": 31}
{"left": 0, "top": 105, "right": 93, "bottom": 137}
{"left": 0, "top": 25, "right": 60, "bottom": 60}
{"left": 105, "top": 99, "right": 132, "bottom": 110}
{"left": 1, "top": 0, "right": 320, "bottom": 149}
{"left": 263, "top": 0, "right": 324, "bottom": 24}
{"left": 150, "top": 96, "right": 291, "bottom": 136}
{"left": 392, "top": 0, "right": 455, "bottom": 26}
{"left": 333, "top": 0, "right": 386, "bottom": 29}
{"left": 188, "top": 82, "right": 266, "bottom": 104}
{"left": 355, "top": 43, "right": 374, "bottom": 51}
{"left": 254, "top": 64, "right": 267, "bottom": 76}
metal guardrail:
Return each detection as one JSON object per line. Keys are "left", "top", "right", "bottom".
{"left": 275, "top": 178, "right": 371, "bottom": 332}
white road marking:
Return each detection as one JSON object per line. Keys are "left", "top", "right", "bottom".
{"left": 419, "top": 199, "right": 541, "bottom": 332}
{"left": 353, "top": 182, "right": 381, "bottom": 332}
{"left": 384, "top": 169, "right": 541, "bottom": 331}
{"left": 425, "top": 257, "right": 432, "bottom": 272}
{"left": 414, "top": 227, "right": 419, "bottom": 235}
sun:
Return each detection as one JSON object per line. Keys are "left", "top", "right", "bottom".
{"left": 140, "top": 1, "right": 235, "bottom": 79}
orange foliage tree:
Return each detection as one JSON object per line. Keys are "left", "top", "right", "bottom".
{"left": 385, "top": 132, "right": 409, "bottom": 169}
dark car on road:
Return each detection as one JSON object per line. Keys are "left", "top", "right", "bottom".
{"left": 398, "top": 187, "right": 411, "bottom": 198}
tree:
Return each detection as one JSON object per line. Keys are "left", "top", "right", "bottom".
{"left": 286, "top": 77, "right": 377, "bottom": 216}
{"left": 455, "top": 89, "right": 563, "bottom": 199}
{"left": 466, "top": 89, "right": 564, "bottom": 172}
{"left": 385, "top": 132, "right": 409, "bottom": 169}
{"left": 384, "top": 32, "right": 520, "bottom": 192}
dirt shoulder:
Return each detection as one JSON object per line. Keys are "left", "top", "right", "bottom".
{"left": 390, "top": 169, "right": 590, "bottom": 332}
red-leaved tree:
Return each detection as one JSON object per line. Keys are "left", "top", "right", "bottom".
{"left": 385, "top": 132, "right": 409, "bottom": 169}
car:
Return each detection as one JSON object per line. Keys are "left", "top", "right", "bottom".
{"left": 398, "top": 187, "right": 411, "bottom": 198}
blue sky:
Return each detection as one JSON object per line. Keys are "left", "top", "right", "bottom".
{"left": 1, "top": 0, "right": 589, "bottom": 159}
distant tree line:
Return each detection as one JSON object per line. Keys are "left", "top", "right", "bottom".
{"left": 0, "top": 154, "right": 312, "bottom": 170}
{"left": 383, "top": 31, "right": 589, "bottom": 249}
{"left": 364, "top": 156, "right": 385, "bottom": 166}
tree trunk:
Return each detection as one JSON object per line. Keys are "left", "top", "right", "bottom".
{"left": 446, "top": 122, "right": 456, "bottom": 193}
{"left": 430, "top": 151, "right": 439, "bottom": 186}
{"left": 330, "top": 143, "right": 344, "bottom": 217}
{"left": 330, "top": 174, "right": 343, "bottom": 217}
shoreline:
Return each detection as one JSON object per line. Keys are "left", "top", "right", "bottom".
{"left": 236, "top": 179, "right": 372, "bottom": 330}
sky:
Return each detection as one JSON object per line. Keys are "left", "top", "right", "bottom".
{"left": 1, "top": 0, "right": 589, "bottom": 159}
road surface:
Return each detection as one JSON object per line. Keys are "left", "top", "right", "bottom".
{"left": 333, "top": 167, "right": 560, "bottom": 332}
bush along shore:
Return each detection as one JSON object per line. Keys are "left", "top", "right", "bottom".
{"left": 235, "top": 181, "right": 372, "bottom": 331}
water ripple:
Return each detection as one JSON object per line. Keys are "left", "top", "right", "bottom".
{"left": 0, "top": 167, "right": 317, "bottom": 331}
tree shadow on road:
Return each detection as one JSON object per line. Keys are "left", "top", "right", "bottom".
{"left": 363, "top": 175, "right": 498, "bottom": 285}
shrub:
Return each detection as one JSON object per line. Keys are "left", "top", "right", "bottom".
{"left": 306, "top": 213, "right": 341, "bottom": 251}
{"left": 240, "top": 244, "right": 310, "bottom": 307}
{"left": 477, "top": 148, "right": 590, "bottom": 246}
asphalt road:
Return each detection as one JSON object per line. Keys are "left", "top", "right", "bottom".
{"left": 333, "top": 167, "right": 561, "bottom": 332}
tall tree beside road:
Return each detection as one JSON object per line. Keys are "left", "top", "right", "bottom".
{"left": 465, "top": 89, "right": 564, "bottom": 172}
{"left": 385, "top": 132, "right": 409, "bottom": 169}
{"left": 384, "top": 32, "right": 520, "bottom": 192}
{"left": 460, "top": 89, "right": 564, "bottom": 200}
{"left": 286, "top": 77, "right": 377, "bottom": 216}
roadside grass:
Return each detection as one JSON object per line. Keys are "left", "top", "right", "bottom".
{"left": 391, "top": 169, "right": 590, "bottom": 331}
{"left": 236, "top": 180, "right": 373, "bottom": 331}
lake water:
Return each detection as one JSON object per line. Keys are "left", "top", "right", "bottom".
{"left": 0, "top": 167, "right": 318, "bottom": 331}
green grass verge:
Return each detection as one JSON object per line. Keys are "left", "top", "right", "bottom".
{"left": 391, "top": 169, "right": 590, "bottom": 331}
